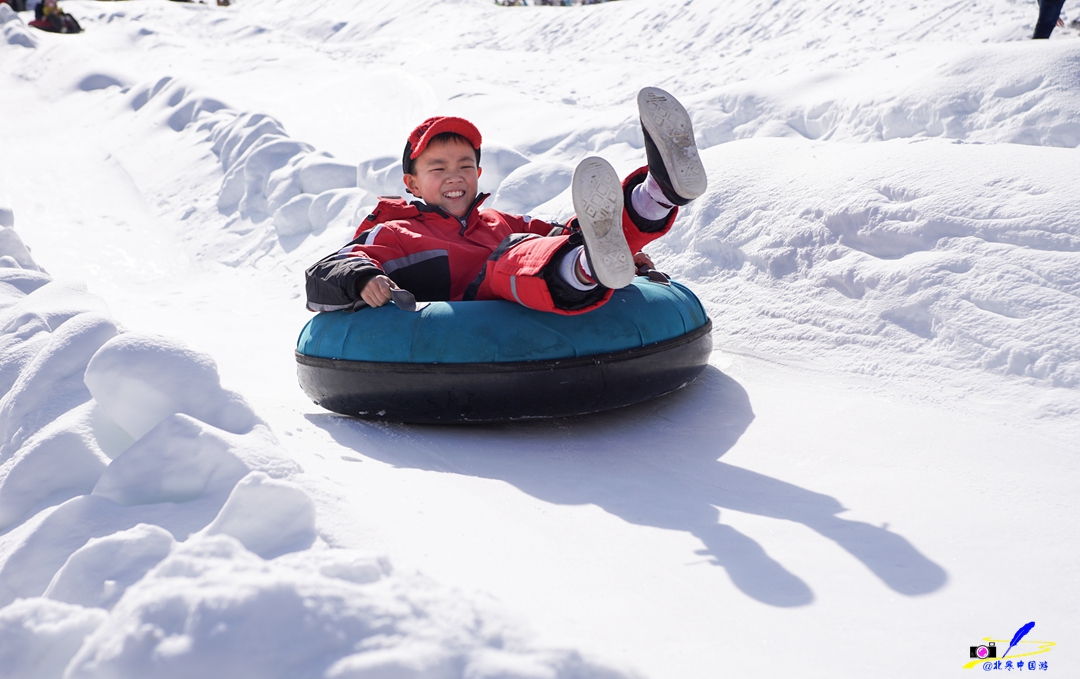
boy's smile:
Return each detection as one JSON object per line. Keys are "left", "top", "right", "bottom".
{"left": 403, "top": 138, "right": 482, "bottom": 219}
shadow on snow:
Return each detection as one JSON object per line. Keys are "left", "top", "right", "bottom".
{"left": 306, "top": 366, "right": 947, "bottom": 607}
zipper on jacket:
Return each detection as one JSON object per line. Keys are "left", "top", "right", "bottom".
{"left": 412, "top": 193, "right": 490, "bottom": 236}
{"left": 458, "top": 193, "right": 489, "bottom": 235}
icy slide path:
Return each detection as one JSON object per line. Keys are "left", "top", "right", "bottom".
{"left": 2, "top": 0, "right": 1080, "bottom": 677}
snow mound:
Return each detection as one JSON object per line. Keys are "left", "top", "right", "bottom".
{"left": 0, "top": 3, "right": 36, "bottom": 50}
{"left": 476, "top": 143, "right": 532, "bottom": 197}
{"left": 0, "top": 226, "right": 45, "bottom": 273}
{"left": 492, "top": 160, "right": 574, "bottom": 216}
{"left": 121, "top": 78, "right": 371, "bottom": 240}
{"left": 91, "top": 414, "right": 252, "bottom": 506}
{"left": 661, "top": 137, "right": 1080, "bottom": 391}
{"left": 43, "top": 524, "right": 176, "bottom": 609}
{"left": 0, "top": 403, "right": 111, "bottom": 533}
{"left": 0, "top": 206, "right": 628, "bottom": 677}
{"left": 355, "top": 155, "right": 404, "bottom": 198}
{"left": 198, "top": 108, "right": 365, "bottom": 230}
{"left": 0, "top": 312, "right": 120, "bottom": 454}
{"left": 0, "top": 190, "right": 14, "bottom": 229}
{"left": 0, "top": 598, "right": 106, "bottom": 679}
{"left": 272, "top": 192, "right": 316, "bottom": 237}
{"left": 308, "top": 188, "right": 368, "bottom": 235}
{"left": 84, "top": 333, "right": 261, "bottom": 440}
{"left": 0, "top": 241, "right": 281, "bottom": 611}
{"left": 54, "top": 534, "right": 627, "bottom": 679}
{"left": 689, "top": 40, "right": 1080, "bottom": 149}
{"left": 119, "top": 71, "right": 548, "bottom": 243}
{"left": 199, "top": 471, "right": 317, "bottom": 559}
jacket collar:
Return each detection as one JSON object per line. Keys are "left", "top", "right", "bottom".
{"left": 412, "top": 193, "right": 490, "bottom": 227}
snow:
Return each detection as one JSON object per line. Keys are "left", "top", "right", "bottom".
{"left": 199, "top": 471, "right": 317, "bottom": 559}
{"left": 0, "top": 0, "right": 1078, "bottom": 677}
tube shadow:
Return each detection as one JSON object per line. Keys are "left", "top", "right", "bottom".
{"left": 306, "top": 366, "right": 947, "bottom": 607}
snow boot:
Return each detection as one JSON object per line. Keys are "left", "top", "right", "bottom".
{"left": 572, "top": 156, "right": 634, "bottom": 289}
{"left": 638, "top": 86, "right": 707, "bottom": 206}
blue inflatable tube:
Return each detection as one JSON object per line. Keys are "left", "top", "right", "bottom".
{"left": 295, "top": 277, "right": 712, "bottom": 423}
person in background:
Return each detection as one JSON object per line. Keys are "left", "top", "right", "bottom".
{"left": 29, "top": 0, "right": 81, "bottom": 32}
{"left": 1033, "top": 0, "right": 1067, "bottom": 38}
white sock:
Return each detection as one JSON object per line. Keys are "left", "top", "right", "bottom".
{"left": 559, "top": 245, "right": 597, "bottom": 291}
{"left": 631, "top": 174, "right": 674, "bottom": 221}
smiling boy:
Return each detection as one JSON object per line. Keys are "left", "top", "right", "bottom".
{"left": 305, "top": 87, "right": 707, "bottom": 315}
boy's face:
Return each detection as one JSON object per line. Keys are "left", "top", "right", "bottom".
{"left": 403, "top": 138, "right": 482, "bottom": 219}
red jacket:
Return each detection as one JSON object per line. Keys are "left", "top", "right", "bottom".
{"left": 304, "top": 194, "right": 562, "bottom": 311}
{"left": 305, "top": 167, "right": 675, "bottom": 314}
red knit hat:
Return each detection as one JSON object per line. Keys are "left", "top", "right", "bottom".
{"left": 402, "top": 116, "right": 482, "bottom": 175}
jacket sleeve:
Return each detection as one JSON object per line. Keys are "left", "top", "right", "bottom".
{"left": 304, "top": 224, "right": 406, "bottom": 312}
{"left": 500, "top": 212, "right": 566, "bottom": 237}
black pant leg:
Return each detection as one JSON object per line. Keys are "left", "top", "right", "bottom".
{"left": 1034, "top": 0, "right": 1067, "bottom": 38}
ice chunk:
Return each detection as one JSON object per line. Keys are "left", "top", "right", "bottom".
{"left": 200, "top": 472, "right": 316, "bottom": 559}
{"left": 83, "top": 333, "right": 260, "bottom": 441}
{"left": 84, "top": 401, "right": 136, "bottom": 461}
{"left": 44, "top": 524, "right": 175, "bottom": 609}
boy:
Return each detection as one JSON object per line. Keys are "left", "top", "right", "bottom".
{"left": 305, "top": 87, "right": 707, "bottom": 315}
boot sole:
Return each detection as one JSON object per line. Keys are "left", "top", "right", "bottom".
{"left": 638, "top": 87, "right": 707, "bottom": 202}
{"left": 572, "top": 157, "right": 634, "bottom": 290}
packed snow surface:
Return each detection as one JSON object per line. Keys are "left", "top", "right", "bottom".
{"left": 1, "top": 0, "right": 1079, "bottom": 677}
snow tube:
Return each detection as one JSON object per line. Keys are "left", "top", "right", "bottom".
{"left": 28, "top": 15, "right": 81, "bottom": 32}
{"left": 295, "top": 277, "right": 712, "bottom": 423}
